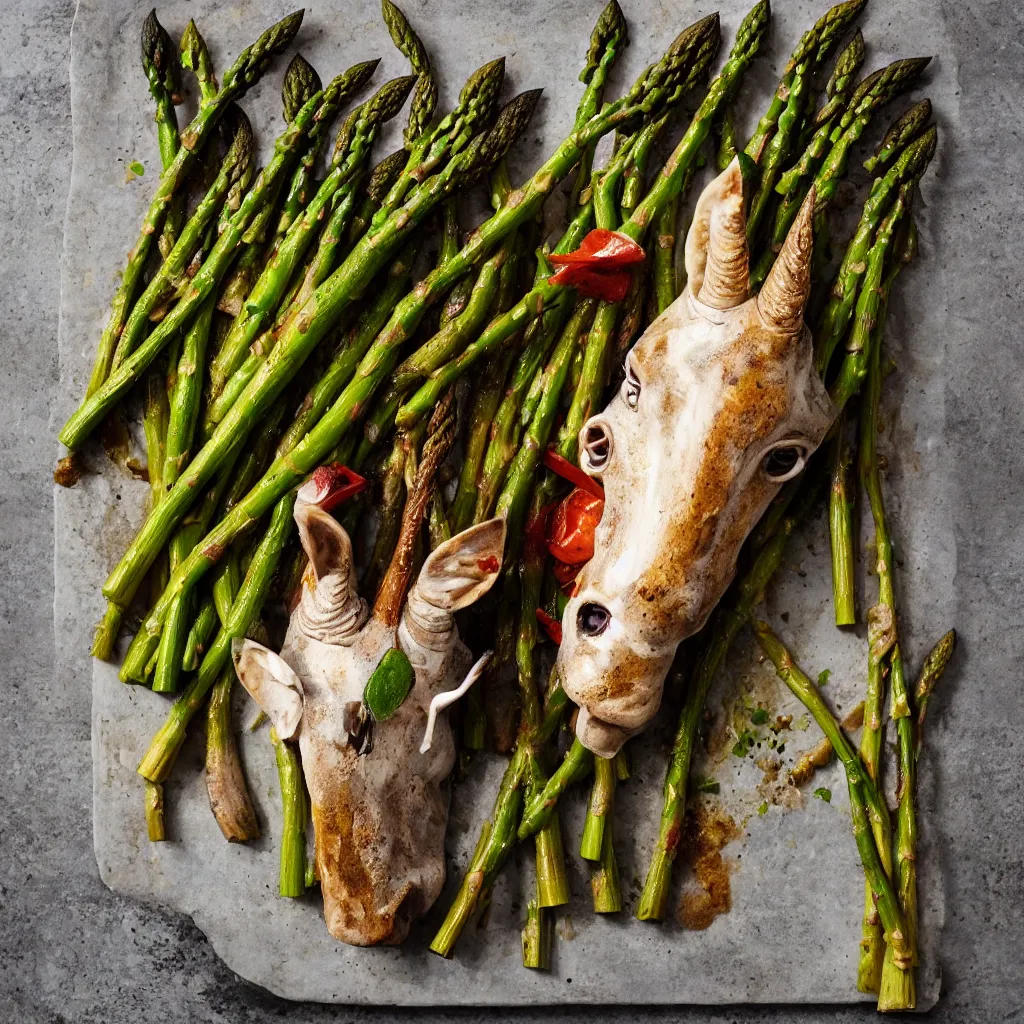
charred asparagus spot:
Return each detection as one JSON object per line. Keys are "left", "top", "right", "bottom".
{"left": 206, "top": 666, "right": 260, "bottom": 842}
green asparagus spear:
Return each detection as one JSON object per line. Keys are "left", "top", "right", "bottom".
{"left": 745, "top": 0, "right": 867, "bottom": 160}
{"left": 180, "top": 20, "right": 218, "bottom": 107}
{"left": 752, "top": 622, "right": 912, "bottom": 981}
{"left": 205, "top": 72, "right": 411, "bottom": 409}
{"left": 381, "top": 0, "right": 437, "bottom": 145}
{"left": 80, "top": 9, "right": 303, "bottom": 401}
{"left": 108, "top": 106, "right": 254, "bottom": 372}
{"left": 142, "top": 11, "right": 184, "bottom": 259}
{"left": 864, "top": 99, "right": 932, "bottom": 175}
{"left": 821, "top": 128, "right": 935, "bottom": 379}
{"left": 913, "top": 629, "right": 956, "bottom": 759}
{"left": 62, "top": 59, "right": 379, "bottom": 451}
{"left": 829, "top": 416, "right": 857, "bottom": 625}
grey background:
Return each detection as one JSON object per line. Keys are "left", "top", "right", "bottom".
{"left": 2, "top": 0, "right": 1021, "bottom": 1020}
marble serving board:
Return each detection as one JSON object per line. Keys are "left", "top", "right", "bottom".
{"left": 55, "top": 0, "right": 959, "bottom": 1006}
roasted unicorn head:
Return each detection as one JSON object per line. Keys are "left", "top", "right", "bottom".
{"left": 233, "top": 486, "right": 505, "bottom": 946}
{"left": 556, "top": 159, "right": 836, "bottom": 757}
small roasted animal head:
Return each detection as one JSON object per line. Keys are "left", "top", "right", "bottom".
{"left": 557, "top": 159, "right": 835, "bottom": 757}
{"left": 233, "top": 499, "right": 505, "bottom": 945}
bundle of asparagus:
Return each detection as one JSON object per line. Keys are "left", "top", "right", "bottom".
{"left": 59, "top": 0, "right": 951, "bottom": 1004}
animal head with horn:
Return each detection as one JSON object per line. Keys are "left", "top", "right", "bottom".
{"left": 556, "top": 159, "right": 836, "bottom": 758}
{"left": 233, "top": 465, "right": 506, "bottom": 946}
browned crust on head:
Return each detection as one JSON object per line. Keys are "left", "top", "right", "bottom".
{"left": 631, "top": 323, "right": 791, "bottom": 632}
{"left": 313, "top": 789, "right": 419, "bottom": 946}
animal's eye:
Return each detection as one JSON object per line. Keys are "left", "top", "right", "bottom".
{"left": 577, "top": 602, "right": 611, "bottom": 637}
{"left": 581, "top": 420, "right": 612, "bottom": 472}
{"left": 763, "top": 442, "right": 809, "bottom": 483}
{"left": 621, "top": 359, "right": 641, "bottom": 410}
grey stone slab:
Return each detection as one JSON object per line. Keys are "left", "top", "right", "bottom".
{"left": 1, "top": 0, "right": 1021, "bottom": 1018}
{"left": 52, "top": 0, "right": 965, "bottom": 1007}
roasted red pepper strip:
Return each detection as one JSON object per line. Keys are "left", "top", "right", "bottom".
{"left": 548, "top": 228, "right": 646, "bottom": 268}
{"left": 547, "top": 486, "right": 604, "bottom": 564}
{"left": 549, "top": 263, "right": 634, "bottom": 302}
{"left": 297, "top": 463, "right": 368, "bottom": 512}
{"left": 536, "top": 607, "right": 563, "bottom": 646}
{"left": 543, "top": 450, "right": 604, "bottom": 499}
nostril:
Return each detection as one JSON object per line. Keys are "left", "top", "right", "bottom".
{"left": 577, "top": 602, "right": 610, "bottom": 637}
{"left": 581, "top": 422, "right": 612, "bottom": 471}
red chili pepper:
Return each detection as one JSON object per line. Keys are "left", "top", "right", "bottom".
{"left": 547, "top": 487, "right": 604, "bottom": 565}
{"left": 549, "top": 263, "right": 634, "bottom": 302}
{"left": 543, "top": 449, "right": 604, "bottom": 499}
{"left": 536, "top": 607, "right": 563, "bottom": 646}
{"left": 297, "top": 463, "right": 368, "bottom": 512}
{"left": 548, "top": 229, "right": 646, "bottom": 268}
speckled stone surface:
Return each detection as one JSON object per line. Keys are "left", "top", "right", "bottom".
{"left": 2, "top": 0, "right": 1023, "bottom": 1019}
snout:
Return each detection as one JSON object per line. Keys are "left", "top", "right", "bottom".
{"left": 555, "top": 599, "right": 673, "bottom": 757}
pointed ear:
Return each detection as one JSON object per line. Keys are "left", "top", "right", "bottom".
{"left": 231, "top": 638, "right": 304, "bottom": 740}
{"left": 685, "top": 157, "right": 750, "bottom": 311}
{"left": 294, "top": 501, "right": 356, "bottom": 584}
{"left": 415, "top": 517, "right": 507, "bottom": 613}
{"left": 402, "top": 519, "right": 506, "bottom": 650}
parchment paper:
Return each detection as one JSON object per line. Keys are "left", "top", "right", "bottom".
{"left": 55, "top": 0, "right": 959, "bottom": 1005}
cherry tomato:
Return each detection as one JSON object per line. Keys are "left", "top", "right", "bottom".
{"left": 546, "top": 487, "right": 604, "bottom": 565}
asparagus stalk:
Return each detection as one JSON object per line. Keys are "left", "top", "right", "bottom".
{"left": 144, "top": 780, "right": 166, "bottom": 841}
{"left": 745, "top": 0, "right": 867, "bottom": 160}
{"left": 775, "top": 30, "right": 866, "bottom": 196}
{"left": 580, "top": 753, "right": 616, "bottom": 861}
{"left": 109, "top": 107, "right": 255, "bottom": 371}
{"left": 271, "top": 727, "right": 306, "bottom": 897}
{"left": 816, "top": 126, "right": 935, "bottom": 375}
{"left": 381, "top": 0, "right": 438, "bottom": 146}
{"left": 653, "top": 195, "right": 680, "bottom": 314}
{"left": 79, "top": 9, "right": 304, "bottom": 401}
{"left": 517, "top": 738, "right": 593, "bottom": 839}
{"left": 590, "top": 809, "right": 623, "bottom": 913}
{"left": 864, "top": 99, "right": 932, "bottom": 175}
{"left": 276, "top": 54, "right": 325, "bottom": 225}
{"left": 182, "top": 593, "right": 218, "bottom": 670}
{"left": 205, "top": 665, "right": 260, "bottom": 842}
{"left": 521, "top": 897, "right": 552, "bottom": 969}
{"left": 855, "top": 210, "right": 918, "bottom": 994}
{"left": 62, "top": 59, "right": 379, "bottom": 450}
{"left": 180, "top": 19, "right": 218, "bottom": 108}
{"left": 142, "top": 11, "right": 184, "bottom": 259}
{"left": 752, "top": 622, "right": 912, "bottom": 978}
{"left": 137, "top": 493, "right": 294, "bottom": 784}
{"left": 829, "top": 415, "right": 857, "bottom": 625}
{"left": 94, "top": 87, "right": 538, "bottom": 626}
{"left": 913, "top": 629, "right": 956, "bottom": 759}
{"left": 206, "top": 73, "right": 415, "bottom": 414}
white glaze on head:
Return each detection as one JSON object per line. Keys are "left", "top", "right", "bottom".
{"left": 233, "top": 508, "right": 504, "bottom": 946}
{"left": 556, "top": 161, "right": 835, "bottom": 757}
